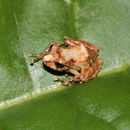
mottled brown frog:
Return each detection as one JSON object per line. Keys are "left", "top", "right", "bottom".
{"left": 28, "top": 36, "right": 103, "bottom": 86}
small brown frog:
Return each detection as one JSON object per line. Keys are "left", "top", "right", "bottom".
{"left": 28, "top": 36, "right": 103, "bottom": 86}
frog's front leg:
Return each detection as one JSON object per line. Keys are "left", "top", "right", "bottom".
{"left": 67, "top": 69, "right": 81, "bottom": 86}
{"left": 28, "top": 53, "right": 43, "bottom": 65}
{"left": 54, "top": 69, "right": 81, "bottom": 86}
{"left": 64, "top": 36, "right": 86, "bottom": 46}
{"left": 80, "top": 58, "right": 103, "bottom": 82}
{"left": 64, "top": 36, "right": 76, "bottom": 46}
{"left": 28, "top": 42, "right": 55, "bottom": 65}
{"left": 57, "top": 42, "right": 67, "bottom": 46}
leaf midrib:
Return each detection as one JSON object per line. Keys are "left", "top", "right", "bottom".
{"left": 13, "top": 12, "right": 39, "bottom": 90}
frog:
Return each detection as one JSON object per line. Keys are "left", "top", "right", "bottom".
{"left": 28, "top": 36, "right": 103, "bottom": 86}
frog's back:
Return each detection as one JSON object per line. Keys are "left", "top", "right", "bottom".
{"left": 60, "top": 44, "right": 89, "bottom": 66}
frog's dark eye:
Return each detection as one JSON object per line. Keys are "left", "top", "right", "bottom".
{"left": 55, "top": 62, "right": 65, "bottom": 68}
{"left": 48, "top": 44, "right": 54, "bottom": 51}
{"left": 44, "top": 44, "right": 54, "bottom": 55}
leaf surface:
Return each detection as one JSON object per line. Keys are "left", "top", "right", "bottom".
{"left": 0, "top": 0, "right": 130, "bottom": 129}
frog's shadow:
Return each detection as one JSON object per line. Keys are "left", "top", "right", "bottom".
{"left": 43, "top": 65, "right": 73, "bottom": 76}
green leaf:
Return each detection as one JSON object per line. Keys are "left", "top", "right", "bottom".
{"left": 0, "top": 0, "right": 130, "bottom": 129}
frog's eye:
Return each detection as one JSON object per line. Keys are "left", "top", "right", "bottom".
{"left": 44, "top": 44, "right": 54, "bottom": 55}
{"left": 55, "top": 62, "right": 65, "bottom": 68}
{"left": 48, "top": 44, "right": 54, "bottom": 52}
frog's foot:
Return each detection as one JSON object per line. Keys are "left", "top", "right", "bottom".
{"left": 67, "top": 78, "right": 81, "bottom": 86}
{"left": 28, "top": 53, "right": 43, "bottom": 65}
{"left": 53, "top": 76, "right": 80, "bottom": 86}
{"left": 53, "top": 76, "right": 71, "bottom": 86}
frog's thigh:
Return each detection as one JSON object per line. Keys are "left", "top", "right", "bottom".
{"left": 88, "top": 58, "right": 103, "bottom": 80}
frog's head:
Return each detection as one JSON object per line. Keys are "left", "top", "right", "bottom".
{"left": 43, "top": 43, "right": 66, "bottom": 71}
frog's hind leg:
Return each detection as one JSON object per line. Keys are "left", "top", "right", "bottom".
{"left": 80, "top": 58, "right": 103, "bottom": 82}
{"left": 88, "top": 58, "right": 103, "bottom": 80}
